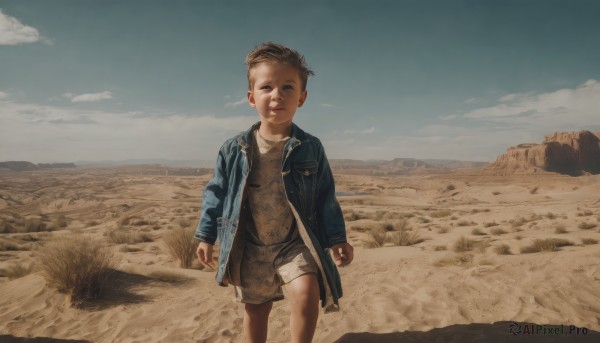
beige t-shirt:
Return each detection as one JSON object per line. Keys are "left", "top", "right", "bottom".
{"left": 245, "top": 129, "right": 296, "bottom": 246}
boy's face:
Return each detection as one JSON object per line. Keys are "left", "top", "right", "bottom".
{"left": 247, "top": 62, "right": 307, "bottom": 129}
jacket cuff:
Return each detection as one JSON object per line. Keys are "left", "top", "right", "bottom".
{"left": 195, "top": 232, "right": 217, "bottom": 245}
{"left": 328, "top": 236, "right": 347, "bottom": 248}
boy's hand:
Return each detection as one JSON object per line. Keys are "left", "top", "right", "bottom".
{"left": 196, "top": 242, "right": 216, "bottom": 270}
{"left": 330, "top": 242, "right": 354, "bottom": 267}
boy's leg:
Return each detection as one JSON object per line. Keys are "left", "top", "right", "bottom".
{"left": 243, "top": 300, "right": 273, "bottom": 343}
{"left": 286, "top": 273, "right": 320, "bottom": 343}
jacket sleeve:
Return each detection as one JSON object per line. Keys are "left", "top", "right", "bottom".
{"left": 194, "top": 146, "right": 229, "bottom": 245}
{"left": 315, "top": 142, "right": 347, "bottom": 248}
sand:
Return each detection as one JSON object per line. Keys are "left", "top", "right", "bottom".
{"left": 1, "top": 167, "right": 599, "bottom": 342}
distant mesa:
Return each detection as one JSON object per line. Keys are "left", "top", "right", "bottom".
{"left": 330, "top": 158, "right": 487, "bottom": 175}
{"left": 0, "top": 161, "right": 77, "bottom": 172}
{"left": 488, "top": 131, "right": 600, "bottom": 176}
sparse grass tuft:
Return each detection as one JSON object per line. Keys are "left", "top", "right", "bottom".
{"left": 545, "top": 212, "right": 557, "bottom": 220}
{"left": 457, "top": 220, "right": 472, "bottom": 227}
{"left": 446, "top": 184, "right": 456, "bottom": 191}
{"left": 554, "top": 224, "right": 567, "bottom": 234}
{"left": 437, "top": 227, "right": 450, "bottom": 234}
{"left": 388, "top": 227, "right": 423, "bottom": 246}
{"left": 484, "top": 221, "right": 499, "bottom": 228}
{"left": 577, "top": 210, "right": 594, "bottom": 217}
{"left": 520, "top": 238, "right": 574, "bottom": 254}
{"left": 0, "top": 262, "right": 34, "bottom": 279}
{"left": 530, "top": 186, "right": 539, "bottom": 194}
{"left": 363, "top": 227, "right": 387, "bottom": 248}
{"left": 578, "top": 222, "right": 597, "bottom": 230}
{"left": 162, "top": 227, "right": 197, "bottom": 268}
{"left": 582, "top": 238, "right": 598, "bottom": 245}
{"left": 453, "top": 236, "right": 475, "bottom": 252}
{"left": 492, "top": 191, "right": 501, "bottom": 195}
{"left": 494, "top": 244, "right": 511, "bottom": 255}
{"left": 433, "top": 253, "right": 473, "bottom": 267}
{"left": 38, "top": 236, "right": 116, "bottom": 305}
{"left": 471, "top": 228, "right": 486, "bottom": 236}
{"left": 108, "top": 230, "right": 154, "bottom": 244}
{"left": 430, "top": 210, "right": 452, "bottom": 218}
{"left": 490, "top": 228, "right": 507, "bottom": 235}
{"left": 434, "top": 245, "right": 447, "bottom": 251}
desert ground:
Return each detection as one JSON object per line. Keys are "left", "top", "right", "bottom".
{"left": 1, "top": 166, "right": 600, "bottom": 342}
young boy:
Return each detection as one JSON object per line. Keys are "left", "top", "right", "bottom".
{"left": 195, "top": 42, "right": 353, "bottom": 343}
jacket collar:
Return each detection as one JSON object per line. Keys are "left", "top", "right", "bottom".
{"left": 237, "top": 121, "right": 309, "bottom": 150}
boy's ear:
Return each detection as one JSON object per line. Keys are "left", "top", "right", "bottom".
{"left": 247, "top": 90, "right": 256, "bottom": 108}
{"left": 298, "top": 90, "right": 308, "bottom": 108}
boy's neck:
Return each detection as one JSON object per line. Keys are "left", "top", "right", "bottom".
{"left": 258, "top": 121, "right": 292, "bottom": 141}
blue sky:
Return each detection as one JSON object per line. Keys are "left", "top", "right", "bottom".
{"left": 1, "top": 0, "right": 599, "bottom": 164}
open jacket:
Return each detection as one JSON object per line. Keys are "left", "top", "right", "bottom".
{"left": 194, "top": 121, "right": 347, "bottom": 312}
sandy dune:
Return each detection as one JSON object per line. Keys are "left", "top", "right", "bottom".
{"left": 1, "top": 167, "right": 599, "bottom": 342}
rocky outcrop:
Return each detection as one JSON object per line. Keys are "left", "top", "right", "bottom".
{"left": 489, "top": 131, "right": 600, "bottom": 175}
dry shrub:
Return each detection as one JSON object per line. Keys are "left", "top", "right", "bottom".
{"left": 514, "top": 234, "right": 523, "bottom": 240}
{"left": 446, "top": 184, "right": 456, "bottom": 191}
{"left": 554, "top": 224, "right": 567, "bottom": 234}
{"left": 54, "top": 214, "right": 69, "bottom": 229}
{"left": 0, "top": 262, "right": 34, "bottom": 279}
{"left": 430, "top": 210, "right": 452, "bottom": 218}
{"left": 119, "top": 244, "right": 143, "bottom": 252}
{"left": 389, "top": 228, "right": 423, "bottom": 246}
{"left": 363, "top": 227, "right": 387, "bottom": 249}
{"left": 471, "top": 228, "right": 486, "bottom": 236}
{"left": 87, "top": 220, "right": 100, "bottom": 227}
{"left": 471, "top": 208, "right": 491, "bottom": 214}
{"left": 577, "top": 210, "right": 593, "bottom": 217}
{"left": 132, "top": 218, "right": 151, "bottom": 226}
{"left": 162, "top": 227, "right": 197, "bottom": 268}
{"left": 450, "top": 216, "right": 458, "bottom": 220}
{"left": 434, "top": 245, "right": 447, "bottom": 251}
{"left": 581, "top": 238, "right": 598, "bottom": 245}
{"left": 24, "top": 218, "right": 46, "bottom": 232}
{"left": 38, "top": 236, "right": 115, "bottom": 305}
{"left": 453, "top": 236, "right": 475, "bottom": 252}
{"left": 433, "top": 253, "right": 473, "bottom": 267}
{"left": 108, "top": 230, "right": 154, "bottom": 244}
{"left": 520, "top": 238, "right": 574, "bottom": 254}
{"left": 456, "top": 220, "right": 471, "bottom": 227}
{"left": 510, "top": 217, "right": 529, "bottom": 228}
{"left": 530, "top": 186, "right": 539, "bottom": 194}
{"left": 475, "top": 239, "right": 491, "bottom": 253}
{"left": 578, "top": 222, "right": 597, "bottom": 230}
{"left": 490, "top": 228, "right": 507, "bottom": 235}
{"left": 494, "top": 244, "right": 511, "bottom": 255}
{"left": 484, "top": 221, "right": 499, "bottom": 228}
{"left": 545, "top": 212, "right": 557, "bottom": 220}
{"left": 437, "top": 227, "right": 450, "bottom": 234}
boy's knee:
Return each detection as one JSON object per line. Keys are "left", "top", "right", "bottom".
{"left": 244, "top": 301, "right": 273, "bottom": 318}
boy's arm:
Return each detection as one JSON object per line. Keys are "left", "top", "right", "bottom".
{"left": 195, "top": 147, "right": 229, "bottom": 245}
{"left": 315, "top": 143, "right": 347, "bottom": 248}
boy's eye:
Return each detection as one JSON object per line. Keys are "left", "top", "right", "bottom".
{"left": 261, "top": 85, "right": 272, "bottom": 90}
{"left": 284, "top": 85, "right": 294, "bottom": 90}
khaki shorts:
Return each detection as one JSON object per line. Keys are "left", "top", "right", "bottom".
{"left": 234, "top": 240, "right": 319, "bottom": 304}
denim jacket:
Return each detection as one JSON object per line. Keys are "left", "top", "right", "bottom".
{"left": 194, "top": 121, "right": 347, "bottom": 312}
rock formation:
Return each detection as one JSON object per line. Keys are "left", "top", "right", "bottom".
{"left": 489, "top": 131, "right": 600, "bottom": 175}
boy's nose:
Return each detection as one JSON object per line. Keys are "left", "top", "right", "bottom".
{"left": 272, "top": 88, "right": 284, "bottom": 101}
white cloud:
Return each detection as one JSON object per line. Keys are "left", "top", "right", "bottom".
{"left": 460, "top": 80, "right": 600, "bottom": 129}
{"left": 464, "top": 98, "right": 476, "bottom": 104}
{"left": 0, "top": 98, "right": 256, "bottom": 162}
{"left": 0, "top": 91, "right": 9, "bottom": 99}
{"left": 225, "top": 96, "right": 247, "bottom": 108}
{"left": 0, "top": 9, "right": 42, "bottom": 45}
{"left": 62, "top": 91, "right": 113, "bottom": 103}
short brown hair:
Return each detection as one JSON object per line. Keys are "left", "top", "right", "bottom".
{"left": 245, "top": 42, "right": 314, "bottom": 91}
